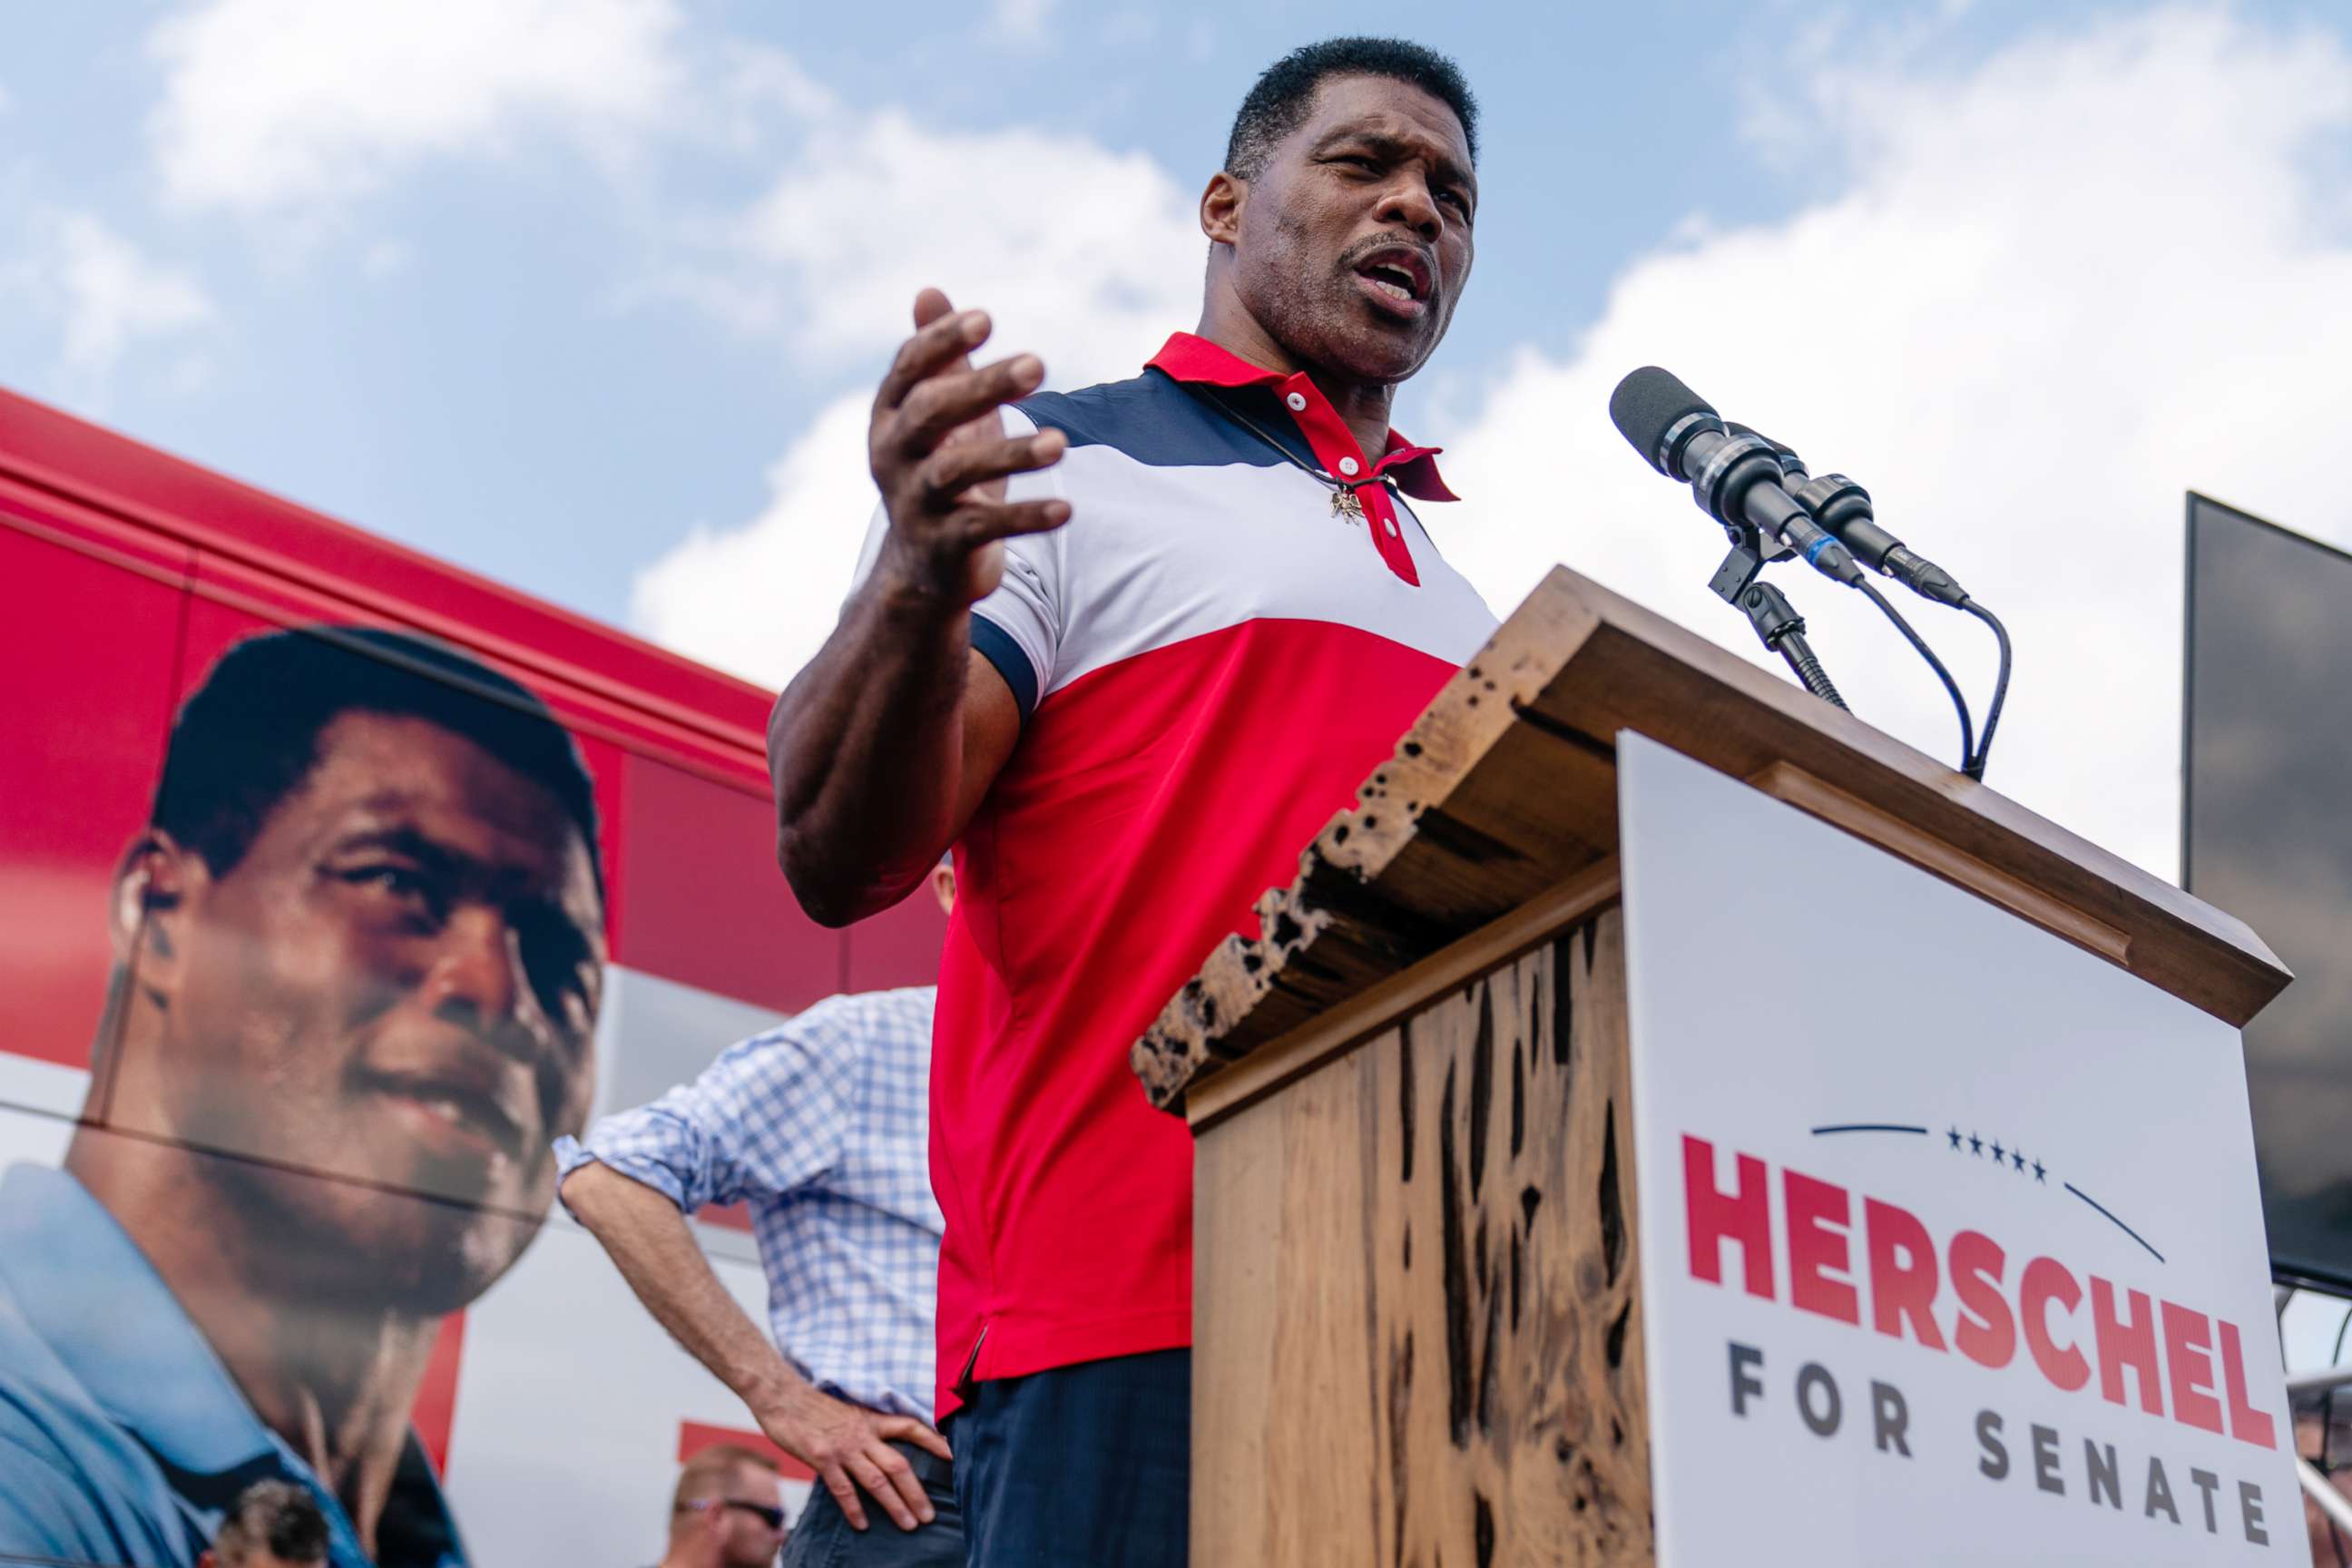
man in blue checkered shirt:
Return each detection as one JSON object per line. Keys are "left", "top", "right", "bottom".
{"left": 557, "top": 863, "right": 959, "bottom": 1567}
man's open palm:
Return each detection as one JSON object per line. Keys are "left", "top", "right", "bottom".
{"left": 867, "top": 288, "right": 1071, "bottom": 605}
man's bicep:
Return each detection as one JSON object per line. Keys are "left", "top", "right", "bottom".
{"left": 954, "top": 646, "right": 1023, "bottom": 838}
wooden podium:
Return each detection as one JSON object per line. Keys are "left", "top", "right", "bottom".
{"left": 1130, "top": 568, "right": 2290, "bottom": 1567}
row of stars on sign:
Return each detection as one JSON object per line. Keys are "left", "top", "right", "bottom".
{"left": 1947, "top": 1126, "right": 2047, "bottom": 1182}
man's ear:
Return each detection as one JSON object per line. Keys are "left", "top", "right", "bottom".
{"left": 1200, "top": 171, "right": 1246, "bottom": 248}
{"left": 111, "top": 830, "right": 204, "bottom": 1004}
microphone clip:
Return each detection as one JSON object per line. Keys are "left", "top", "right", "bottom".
{"left": 1707, "top": 537, "right": 1768, "bottom": 606}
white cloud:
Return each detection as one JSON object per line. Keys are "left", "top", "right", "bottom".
{"left": 631, "top": 114, "right": 1202, "bottom": 684}
{"left": 1442, "top": 6, "right": 2352, "bottom": 880}
{"left": 708, "top": 42, "right": 839, "bottom": 147}
{"left": 703, "top": 112, "right": 1200, "bottom": 382}
{"left": 47, "top": 211, "right": 214, "bottom": 377}
{"left": 630, "top": 392, "right": 877, "bottom": 691}
{"left": 990, "top": 0, "right": 1057, "bottom": 44}
{"left": 147, "top": 0, "right": 685, "bottom": 216}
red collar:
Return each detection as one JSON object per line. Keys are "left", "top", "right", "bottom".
{"left": 1144, "top": 332, "right": 1459, "bottom": 503}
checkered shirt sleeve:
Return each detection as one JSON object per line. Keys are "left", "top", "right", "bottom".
{"left": 554, "top": 987, "right": 943, "bottom": 1417}
{"left": 557, "top": 996, "right": 887, "bottom": 1213}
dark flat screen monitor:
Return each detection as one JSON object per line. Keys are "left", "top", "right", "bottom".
{"left": 2183, "top": 492, "right": 2352, "bottom": 1290}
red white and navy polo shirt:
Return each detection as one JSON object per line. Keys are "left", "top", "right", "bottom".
{"left": 857, "top": 332, "right": 1497, "bottom": 1416}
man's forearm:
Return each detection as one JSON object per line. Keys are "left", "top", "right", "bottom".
{"left": 772, "top": 291, "right": 1064, "bottom": 926}
{"left": 561, "top": 1161, "right": 801, "bottom": 1409}
{"left": 769, "top": 571, "right": 971, "bottom": 926}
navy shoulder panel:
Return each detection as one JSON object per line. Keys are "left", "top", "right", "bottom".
{"left": 1017, "top": 371, "right": 1285, "bottom": 471}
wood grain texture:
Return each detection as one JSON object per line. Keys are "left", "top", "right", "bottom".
{"left": 1191, "top": 912, "right": 1652, "bottom": 1568}
{"left": 1135, "top": 567, "right": 2288, "bottom": 1112}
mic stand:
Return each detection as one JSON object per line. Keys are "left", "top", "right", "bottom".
{"left": 1709, "top": 540, "right": 1850, "bottom": 712}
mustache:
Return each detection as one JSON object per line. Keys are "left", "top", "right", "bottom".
{"left": 1338, "top": 235, "right": 1440, "bottom": 283}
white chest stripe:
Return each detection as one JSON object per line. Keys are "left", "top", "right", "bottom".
{"left": 1005, "top": 441, "right": 1497, "bottom": 699}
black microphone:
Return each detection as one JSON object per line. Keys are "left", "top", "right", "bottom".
{"left": 1719, "top": 422, "right": 1968, "bottom": 605}
{"left": 1721, "top": 423, "right": 1795, "bottom": 563}
{"left": 1610, "top": 367, "right": 2011, "bottom": 779}
{"left": 1608, "top": 368, "right": 1863, "bottom": 587}
{"left": 1785, "top": 473, "right": 1970, "bottom": 606}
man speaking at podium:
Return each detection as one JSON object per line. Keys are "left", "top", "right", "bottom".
{"left": 768, "top": 36, "right": 1497, "bottom": 1566}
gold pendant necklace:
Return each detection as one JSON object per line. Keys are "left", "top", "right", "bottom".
{"left": 1184, "top": 385, "right": 1381, "bottom": 527}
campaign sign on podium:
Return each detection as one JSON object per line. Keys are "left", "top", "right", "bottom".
{"left": 1621, "top": 734, "right": 2298, "bottom": 1563}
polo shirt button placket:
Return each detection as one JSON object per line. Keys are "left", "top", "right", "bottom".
{"left": 1275, "top": 373, "right": 1418, "bottom": 585}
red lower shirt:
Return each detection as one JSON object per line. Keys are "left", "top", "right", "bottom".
{"left": 859, "top": 333, "right": 1497, "bottom": 1415}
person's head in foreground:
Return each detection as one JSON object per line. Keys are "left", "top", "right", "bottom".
{"left": 664, "top": 1444, "right": 787, "bottom": 1568}
{"left": 199, "top": 1480, "right": 329, "bottom": 1568}
{"left": 15, "top": 624, "right": 610, "bottom": 1559}
{"left": 86, "top": 624, "right": 608, "bottom": 1311}
{"left": 1200, "top": 35, "right": 1478, "bottom": 394}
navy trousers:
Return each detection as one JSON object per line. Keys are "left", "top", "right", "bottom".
{"left": 948, "top": 1349, "right": 1190, "bottom": 1568}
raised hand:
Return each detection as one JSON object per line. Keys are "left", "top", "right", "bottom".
{"left": 868, "top": 288, "right": 1072, "bottom": 606}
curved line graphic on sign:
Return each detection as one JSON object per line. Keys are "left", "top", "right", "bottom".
{"left": 2063, "top": 1181, "right": 2166, "bottom": 1265}
{"left": 1808, "top": 1120, "right": 2167, "bottom": 1267}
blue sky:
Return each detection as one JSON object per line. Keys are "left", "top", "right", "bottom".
{"left": 5, "top": 0, "right": 2352, "bottom": 880}
{"left": 2, "top": 0, "right": 2335, "bottom": 617}
{"left": 5, "top": 0, "right": 1823, "bottom": 622}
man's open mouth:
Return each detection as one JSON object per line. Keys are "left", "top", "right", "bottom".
{"left": 1352, "top": 246, "right": 1435, "bottom": 311}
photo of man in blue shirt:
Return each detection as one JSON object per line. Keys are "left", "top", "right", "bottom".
{"left": 0, "top": 626, "right": 608, "bottom": 1568}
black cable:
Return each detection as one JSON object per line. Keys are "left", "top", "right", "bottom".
{"left": 1857, "top": 579, "right": 1974, "bottom": 770}
{"left": 1961, "top": 600, "right": 2013, "bottom": 781}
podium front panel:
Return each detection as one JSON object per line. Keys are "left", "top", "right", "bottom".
{"left": 1620, "top": 732, "right": 2297, "bottom": 1564}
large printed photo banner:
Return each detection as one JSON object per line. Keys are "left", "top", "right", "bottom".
{"left": 0, "top": 613, "right": 837, "bottom": 1568}
{"left": 1619, "top": 732, "right": 2298, "bottom": 1564}
{"left": 0, "top": 623, "right": 609, "bottom": 1568}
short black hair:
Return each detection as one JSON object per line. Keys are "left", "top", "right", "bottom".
{"left": 1224, "top": 37, "right": 1478, "bottom": 182}
{"left": 214, "top": 1479, "right": 329, "bottom": 1565}
{"left": 152, "top": 625, "right": 603, "bottom": 895}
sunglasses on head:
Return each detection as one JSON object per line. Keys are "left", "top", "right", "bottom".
{"left": 684, "top": 1497, "right": 787, "bottom": 1531}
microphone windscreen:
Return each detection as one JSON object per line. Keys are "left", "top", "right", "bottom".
{"left": 1609, "top": 367, "right": 1715, "bottom": 474}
